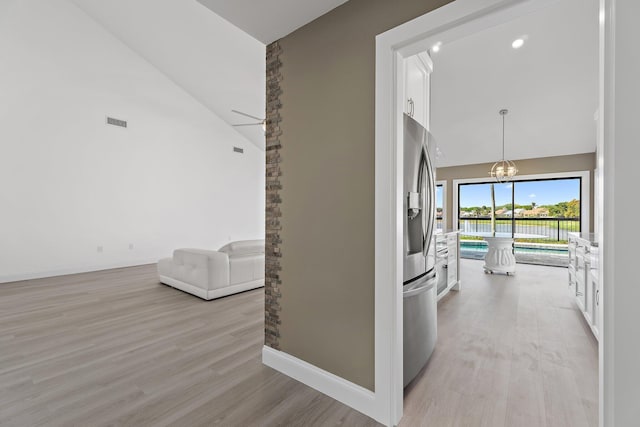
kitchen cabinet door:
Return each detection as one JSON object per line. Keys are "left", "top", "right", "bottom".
{"left": 575, "top": 243, "right": 588, "bottom": 311}
{"left": 404, "top": 54, "right": 432, "bottom": 129}
{"left": 591, "top": 272, "right": 600, "bottom": 339}
{"left": 446, "top": 235, "right": 458, "bottom": 287}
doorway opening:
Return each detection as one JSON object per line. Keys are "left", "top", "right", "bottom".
{"left": 374, "top": 0, "right": 605, "bottom": 425}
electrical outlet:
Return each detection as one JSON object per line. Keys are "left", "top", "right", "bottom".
{"left": 228, "top": 236, "right": 232, "bottom": 241}
{"left": 97, "top": 246, "right": 103, "bottom": 253}
{"left": 129, "top": 243, "right": 134, "bottom": 250}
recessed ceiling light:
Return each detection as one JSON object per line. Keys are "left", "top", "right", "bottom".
{"left": 431, "top": 42, "right": 442, "bottom": 53}
{"left": 511, "top": 38, "right": 524, "bottom": 49}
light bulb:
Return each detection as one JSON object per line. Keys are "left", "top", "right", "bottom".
{"left": 512, "top": 38, "right": 524, "bottom": 49}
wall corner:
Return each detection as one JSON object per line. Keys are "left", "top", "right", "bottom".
{"left": 265, "top": 41, "right": 284, "bottom": 350}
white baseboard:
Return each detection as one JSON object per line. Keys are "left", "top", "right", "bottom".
{"left": 0, "top": 258, "right": 159, "bottom": 284}
{"left": 262, "top": 346, "right": 383, "bottom": 424}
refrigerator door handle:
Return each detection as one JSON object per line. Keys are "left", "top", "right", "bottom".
{"left": 403, "top": 270, "right": 437, "bottom": 298}
{"left": 422, "top": 137, "right": 436, "bottom": 257}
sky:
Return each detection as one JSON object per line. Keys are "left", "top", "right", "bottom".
{"left": 459, "top": 178, "right": 580, "bottom": 208}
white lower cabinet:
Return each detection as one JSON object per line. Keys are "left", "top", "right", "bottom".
{"left": 568, "top": 233, "right": 600, "bottom": 341}
{"left": 436, "top": 231, "right": 460, "bottom": 301}
{"left": 589, "top": 246, "right": 600, "bottom": 338}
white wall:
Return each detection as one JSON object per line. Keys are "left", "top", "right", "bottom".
{"left": 602, "top": 0, "right": 640, "bottom": 424}
{"left": 0, "top": 0, "right": 265, "bottom": 283}
{"left": 70, "top": 0, "right": 267, "bottom": 149}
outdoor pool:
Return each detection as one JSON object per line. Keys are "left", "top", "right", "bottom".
{"left": 460, "top": 240, "right": 568, "bottom": 256}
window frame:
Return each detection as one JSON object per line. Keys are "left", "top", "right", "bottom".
{"left": 453, "top": 171, "right": 590, "bottom": 236}
{"left": 435, "top": 180, "right": 447, "bottom": 232}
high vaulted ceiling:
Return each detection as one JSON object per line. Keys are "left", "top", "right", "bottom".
{"left": 196, "top": 0, "right": 349, "bottom": 44}
{"left": 431, "top": 0, "right": 599, "bottom": 168}
{"left": 72, "top": 0, "right": 266, "bottom": 149}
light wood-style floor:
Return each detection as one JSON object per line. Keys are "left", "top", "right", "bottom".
{"left": 402, "top": 260, "right": 598, "bottom": 427}
{"left": 0, "top": 259, "right": 597, "bottom": 426}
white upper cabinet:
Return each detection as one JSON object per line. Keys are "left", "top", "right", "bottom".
{"left": 404, "top": 53, "right": 432, "bottom": 130}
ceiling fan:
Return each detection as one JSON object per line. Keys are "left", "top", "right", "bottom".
{"left": 231, "top": 110, "right": 266, "bottom": 132}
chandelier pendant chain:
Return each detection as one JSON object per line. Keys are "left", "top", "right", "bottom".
{"left": 502, "top": 110, "right": 505, "bottom": 161}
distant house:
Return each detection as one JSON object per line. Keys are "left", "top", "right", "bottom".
{"left": 535, "top": 207, "right": 550, "bottom": 217}
{"left": 521, "top": 207, "right": 550, "bottom": 217}
{"left": 502, "top": 208, "right": 525, "bottom": 217}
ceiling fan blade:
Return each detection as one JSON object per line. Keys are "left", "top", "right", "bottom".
{"left": 231, "top": 109, "right": 264, "bottom": 121}
{"left": 232, "top": 123, "right": 263, "bottom": 127}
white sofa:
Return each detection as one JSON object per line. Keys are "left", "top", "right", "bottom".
{"left": 158, "top": 240, "right": 265, "bottom": 300}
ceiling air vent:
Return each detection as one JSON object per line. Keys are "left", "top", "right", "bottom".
{"left": 106, "top": 116, "right": 127, "bottom": 128}
{"left": 233, "top": 147, "right": 244, "bottom": 154}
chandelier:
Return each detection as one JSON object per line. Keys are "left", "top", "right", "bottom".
{"left": 490, "top": 109, "right": 518, "bottom": 182}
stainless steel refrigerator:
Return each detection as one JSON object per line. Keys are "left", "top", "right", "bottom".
{"left": 403, "top": 113, "right": 438, "bottom": 387}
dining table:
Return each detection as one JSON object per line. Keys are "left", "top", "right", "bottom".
{"left": 461, "top": 232, "right": 547, "bottom": 275}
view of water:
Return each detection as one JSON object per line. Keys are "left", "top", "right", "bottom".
{"left": 459, "top": 219, "right": 580, "bottom": 241}
{"left": 460, "top": 240, "right": 568, "bottom": 255}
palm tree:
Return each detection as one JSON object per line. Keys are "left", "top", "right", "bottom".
{"left": 490, "top": 184, "right": 496, "bottom": 234}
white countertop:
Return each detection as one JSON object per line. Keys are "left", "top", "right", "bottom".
{"left": 435, "top": 229, "right": 460, "bottom": 235}
{"left": 568, "top": 232, "right": 598, "bottom": 247}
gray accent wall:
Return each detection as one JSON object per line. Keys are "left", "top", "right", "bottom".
{"left": 275, "top": 0, "right": 453, "bottom": 391}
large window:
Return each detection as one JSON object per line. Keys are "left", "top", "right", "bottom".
{"left": 457, "top": 177, "right": 582, "bottom": 265}
{"left": 458, "top": 182, "right": 513, "bottom": 234}
{"left": 436, "top": 184, "right": 444, "bottom": 231}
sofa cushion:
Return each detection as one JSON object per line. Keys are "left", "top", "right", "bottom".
{"left": 170, "top": 250, "right": 211, "bottom": 290}
{"left": 228, "top": 255, "right": 265, "bottom": 286}
{"left": 218, "top": 239, "right": 265, "bottom": 257}
{"left": 157, "top": 257, "right": 174, "bottom": 277}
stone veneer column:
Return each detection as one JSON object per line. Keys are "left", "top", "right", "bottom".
{"left": 264, "top": 41, "right": 283, "bottom": 350}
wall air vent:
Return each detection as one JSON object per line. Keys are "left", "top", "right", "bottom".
{"left": 106, "top": 116, "right": 127, "bottom": 128}
{"left": 233, "top": 147, "right": 244, "bottom": 153}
